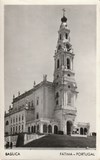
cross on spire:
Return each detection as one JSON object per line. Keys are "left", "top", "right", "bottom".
{"left": 62, "top": 8, "right": 66, "bottom": 17}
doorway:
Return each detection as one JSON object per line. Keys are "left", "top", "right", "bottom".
{"left": 54, "top": 125, "right": 58, "bottom": 134}
{"left": 67, "top": 121, "right": 72, "bottom": 135}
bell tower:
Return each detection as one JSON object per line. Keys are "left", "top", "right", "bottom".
{"left": 53, "top": 9, "right": 78, "bottom": 134}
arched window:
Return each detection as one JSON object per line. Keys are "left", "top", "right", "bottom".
{"left": 56, "top": 100, "right": 59, "bottom": 105}
{"left": 19, "top": 115, "right": 20, "bottom": 121}
{"left": 57, "top": 59, "right": 60, "bottom": 68}
{"left": 34, "top": 126, "right": 36, "bottom": 133}
{"left": 6, "top": 121, "right": 9, "bottom": 125}
{"left": 37, "top": 124, "right": 39, "bottom": 133}
{"left": 13, "top": 126, "right": 15, "bottom": 134}
{"left": 11, "top": 127, "right": 12, "bottom": 134}
{"left": 22, "top": 115, "right": 24, "bottom": 121}
{"left": 19, "top": 125, "right": 20, "bottom": 132}
{"left": 28, "top": 126, "right": 30, "bottom": 133}
{"left": 67, "top": 121, "right": 72, "bottom": 135}
{"left": 22, "top": 125, "right": 23, "bottom": 131}
{"left": 43, "top": 124, "right": 47, "bottom": 133}
{"left": 31, "top": 126, "right": 34, "bottom": 133}
{"left": 48, "top": 125, "right": 52, "bottom": 133}
{"left": 11, "top": 118, "right": 12, "bottom": 124}
{"left": 67, "top": 58, "right": 70, "bottom": 69}
{"left": 66, "top": 33, "right": 68, "bottom": 39}
{"left": 16, "top": 116, "right": 18, "bottom": 122}
{"left": 56, "top": 92, "right": 59, "bottom": 98}
{"left": 16, "top": 126, "right": 17, "bottom": 132}
{"left": 13, "top": 117, "right": 15, "bottom": 123}
{"left": 54, "top": 125, "right": 58, "bottom": 134}
{"left": 59, "top": 34, "right": 61, "bottom": 40}
{"left": 80, "top": 127, "right": 84, "bottom": 135}
{"left": 55, "top": 92, "right": 59, "bottom": 106}
{"left": 84, "top": 128, "right": 87, "bottom": 135}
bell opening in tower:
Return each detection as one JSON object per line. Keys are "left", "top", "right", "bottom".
{"left": 67, "top": 58, "right": 71, "bottom": 69}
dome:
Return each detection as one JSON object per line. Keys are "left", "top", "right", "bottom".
{"left": 61, "top": 16, "right": 67, "bottom": 23}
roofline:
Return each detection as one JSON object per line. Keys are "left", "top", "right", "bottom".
{"left": 12, "top": 80, "right": 53, "bottom": 103}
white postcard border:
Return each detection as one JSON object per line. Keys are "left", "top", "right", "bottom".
{"left": 0, "top": 0, "right": 100, "bottom": 160}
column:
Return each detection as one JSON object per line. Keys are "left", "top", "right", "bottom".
{"left": 63, "top": 121, "right": 66, "bottom": 134}
{"left": 40, "top": 123, "right": 43, "bottom": 133}
{"left": 52, "top": 125, "right": 54, "bottom": 134}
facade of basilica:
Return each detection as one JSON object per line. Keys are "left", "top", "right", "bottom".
{"left": 5, "top": 11, "right": 90, "bottom": 137}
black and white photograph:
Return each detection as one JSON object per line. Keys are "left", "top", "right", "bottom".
{"left": 0, "top": 1, "right": 100, "bottom": 160}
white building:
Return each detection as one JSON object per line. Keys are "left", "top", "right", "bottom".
{"left": 5, "top": 11, "right": 90, "bottom": 137}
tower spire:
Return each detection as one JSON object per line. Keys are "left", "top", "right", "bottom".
{"left": 61, "top": 8, "right": 67, "bottom": 23}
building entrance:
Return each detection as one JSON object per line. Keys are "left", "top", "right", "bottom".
{"left": 67, "top": 121, "right": 72, "bottom": 135}
{"left": 54, "top": 125, "right": 58, "bottom": 134}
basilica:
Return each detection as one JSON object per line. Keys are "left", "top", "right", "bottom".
{"left": 5, "top": 10, "right": 90, "bottom": 138}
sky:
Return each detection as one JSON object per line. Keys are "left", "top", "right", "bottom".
{"left": 4, "top": 5, "right": 96, "bottom": 132}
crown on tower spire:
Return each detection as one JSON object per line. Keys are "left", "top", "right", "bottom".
{"left": 61, "top": 8, "right": 67, "bottom": 23}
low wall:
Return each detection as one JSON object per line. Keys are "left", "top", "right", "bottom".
{"left": 5, "top": 133, "right": 45, "bottom": 147}
{"left": 24, "top": 133, "right": 45, "bottom": 145}
{"left": 71, "top": 134, "right": 87, "bottom": 137}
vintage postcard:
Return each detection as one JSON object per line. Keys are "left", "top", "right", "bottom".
{"left": 0, "top": 0, "right": 100, "bottom": 159}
